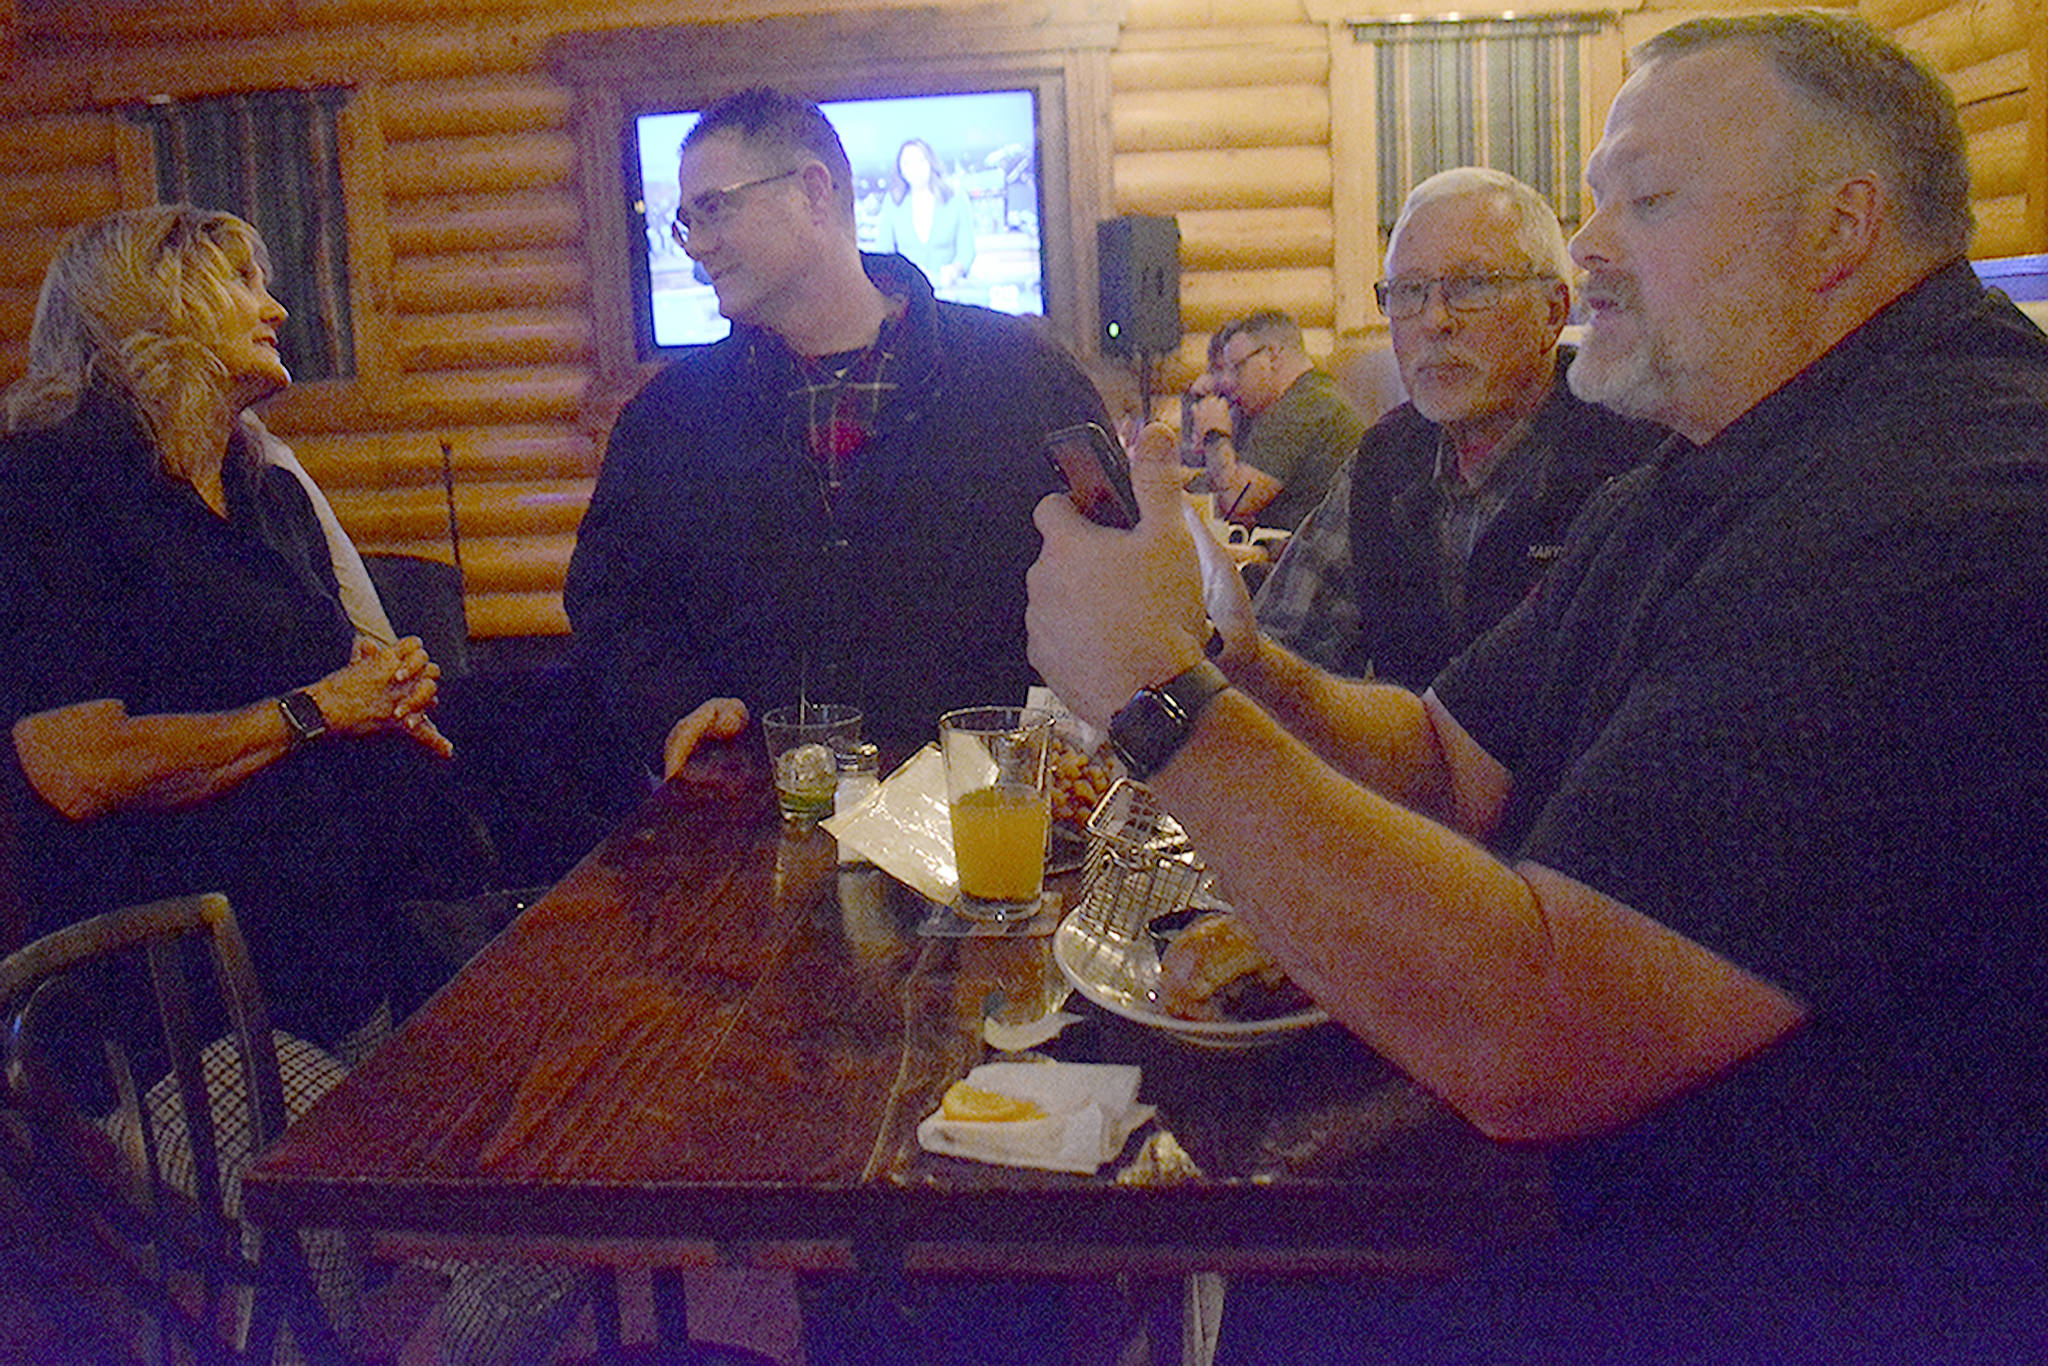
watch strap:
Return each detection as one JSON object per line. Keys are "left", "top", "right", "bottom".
{"left": 277, "top": 689, "right": 328, "bottom": 747}
{"left": 1108, "top": 660, "right": 1229, "bottom": 781}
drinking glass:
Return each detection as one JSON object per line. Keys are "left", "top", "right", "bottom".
{"left": 940, "top": 706, "right": 1054, "bottom": 921}
{"left": 761, "top": 703, "right": 862, "bottom": 826}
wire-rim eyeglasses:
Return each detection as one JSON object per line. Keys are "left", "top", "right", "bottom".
{"left": 670, "top": 168, "right": 805, "bottom": 247}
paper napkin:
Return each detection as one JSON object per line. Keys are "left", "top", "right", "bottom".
{"left": 823, "top": 744, "right": 957, "bottom": 905}
{"left": 917, "top": 1061, "right": 1155, "bottom": 1174}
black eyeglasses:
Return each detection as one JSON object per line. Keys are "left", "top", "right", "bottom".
{"left": 670, "top": 168, "right": 804, "bottom": 247}
{"left": 1221, "top": 343, "right": 1275, "bottom": 377}
{"left": 1374, "top": 272, "right": 1553, "bottom": 319}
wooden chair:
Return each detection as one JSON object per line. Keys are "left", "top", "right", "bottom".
{"left": 0, "top": 892, "right": 348, "bottom": 1365}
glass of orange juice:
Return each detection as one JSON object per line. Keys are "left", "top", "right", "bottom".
{"left": 940, "top": 706, "right": 1054, "bottom": 921}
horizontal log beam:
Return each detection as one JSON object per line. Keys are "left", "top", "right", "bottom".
{"left": 466, "top": 591, "right": 567, "bottom": 639}
{"left": 384, "top": 131, "right": 578, "bottom": 199}
{"left": 390, "top": 249, "right": 588, "bottom": 313}
{"left": 1115, "top": 146, "right": 1332, "bottom": 214}
{"left": 1958, "top": 88, "right": 2026, "bottom": 136}
{"left": 1947, "top": 47, "right": 2028, "bottom": 108}
{"left": 1112, "top": 86, "right": 1329, "bottom": 154}
{"left": 388, "top": 191, "right": 585, "bottom": 255}
{"left": 1178, "top": 206, "right": 1332, "bottom": 271}
{"left": 267, "top": 367, "right": 590, "bottom": 429}
{"left": 1125, "top": 0, "right": 1309, "bottom": 30}
{"left": 281, "top": 423, "right": 599, "bottom": 487}
{"left": 1891, "top": 2, "right": 2025, "bottom": 75}
{"left": 1111, "top": 43, "right": 1330, "bottom": 92}
{"left": 385, "top": 368, "right": 590, "bottom": 425}
{"left": 395, "top": 307, "right": 594, "bottom": 372}
{"left": 1861, "top": 0, "right": 1960, "bottom": 31}
{"left": 378, "top": 75, "right": 573, "bottom": 141}
{"left": 326, "top": 479, "right": 594, "bottom": 541}
{"left": 0, "top": 168, "right": 116, "bottom": 225}
{"left": 455, "top": 533, "right": 577, "bottom": 591}
{"left": 1968, "top": 119, "right": 2028, "bottom": 200}
{"left": 545, "top": 0, "right": 1122, "bottom": 86}
{"left": 1974, "top": 193, "right": 2028, "bottom": 258}
{"left": 1181, "top": 266, "right": 1335, "bottom": 331}
{"left": 0, "top": 112, "right": 115, "bottom": 176}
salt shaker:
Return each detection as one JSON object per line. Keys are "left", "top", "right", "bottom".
{"left": 834, "top": 743, "right": 881, "bottom": 865}
{"left": 834, "top": 742, "right": 880, "bottom": 815}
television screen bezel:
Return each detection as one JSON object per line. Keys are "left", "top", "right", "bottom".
{"left": 617, "top": 68, "right": 1074, "bottom": 363}
{"left": 622, "top": 81, "right": 1056, "bottom": 360}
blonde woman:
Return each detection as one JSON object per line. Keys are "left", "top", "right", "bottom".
{"left": 0, "top": 205, "right": 473, "bottom": 1048}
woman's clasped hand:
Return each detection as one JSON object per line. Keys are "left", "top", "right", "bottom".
{"left": 309, "top": 635, "right": 453, "bottom": 757}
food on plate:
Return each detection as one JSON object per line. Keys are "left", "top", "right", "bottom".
{"left": 941, "top": 1081, "right": 1047, "bottom": 1123}
{"left": 1158, "top": 911, "right": 1315, "bottom": 1022}
{"left": 1047, "top": 734, "right": 1117, "bottom": 827}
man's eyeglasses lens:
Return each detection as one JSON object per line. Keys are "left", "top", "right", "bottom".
{"left": 671, "top": 169, "right": 803, "bottom": 247}
{"left": 1375, "top": 273, "right": 1548, "bottom": 319}
{"left": 1225, "top": 344, "right": 1274, "bottom": 376}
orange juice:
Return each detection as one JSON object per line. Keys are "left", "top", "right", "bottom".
{"left": 950, "top": 783, "right": 1050, "bottom": 903}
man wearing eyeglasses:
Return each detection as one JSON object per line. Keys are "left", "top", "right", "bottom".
{"left": 1190, "top": 310, "right": 1365, "bottom": 534}
{"left": 566, "top": 87, "right": 1112, "bottom": 790}
{"left": 1030, "top": 12, "right": 2048, "bottom": 1357}
{"left": 1252, "top": 168, "right": 1666, "bottom": 686}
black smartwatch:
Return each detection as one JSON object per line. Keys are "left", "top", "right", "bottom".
{"left": 277, "top": 689, "right": 328, "bottom": 748}
{"left": 1107, "top": 660, "right": 1229, "bottom": 781}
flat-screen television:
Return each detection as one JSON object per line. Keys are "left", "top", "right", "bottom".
{"left": 625, "top": 88, "right": 1049, "bottom": 357}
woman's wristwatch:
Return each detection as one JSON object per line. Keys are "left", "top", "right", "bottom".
{"left": 1107, "top": 661, "right": 1229, "bottom": 781}
{"left": 277, "top": 689, "right": 328, "bottom": 748}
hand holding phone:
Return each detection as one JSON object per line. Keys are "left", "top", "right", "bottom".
{"left": 1043, "top": 422, "right": 1139, "bottom": 529}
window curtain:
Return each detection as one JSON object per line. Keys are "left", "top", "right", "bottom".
{"left": 128, "top": 90, "right": 356, "bottom": 383}
{"left": 1350, "top": 15, "right": 1606, "bottom": 240}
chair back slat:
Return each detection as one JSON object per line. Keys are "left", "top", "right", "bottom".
{"left": 149, "top": 935, "right": 233, "bottom": 1237}
{"left": 199, "top": 897, "right": 291, "bottom": 1153}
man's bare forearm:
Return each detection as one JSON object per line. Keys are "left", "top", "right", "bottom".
{"left": 1147, "top": 691, "right": 1808, "bottom": 1142}
{"left": 1216, "top": 631, "right": 1455, "bottom": 821}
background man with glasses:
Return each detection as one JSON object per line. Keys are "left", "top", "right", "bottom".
{"left": 1189, "top": 309, "right": 1365, "bottom": 535}
{"left": 1254, "top": 167, "right": 1666, "bottom": 685}
{"left": 566, "top": 86, "right": 1112, "bottom": 792}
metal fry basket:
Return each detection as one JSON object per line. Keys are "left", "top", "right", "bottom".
{"left": 1074, "top": 778, "right": 1206, "bottom": 943}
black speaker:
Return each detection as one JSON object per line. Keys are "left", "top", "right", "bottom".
{"left": 1097, "top": 215, "right": 1182, "bottom": 356}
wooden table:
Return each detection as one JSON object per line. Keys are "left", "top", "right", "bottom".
{"left": 243, "top": 744, "right": 1550, "bottom": 1354}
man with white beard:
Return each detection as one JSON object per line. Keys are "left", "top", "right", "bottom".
{"left": 1253, "top": 168, "right": 1664, "bottom": 684}
{"left": 1027, "top": 11, "right": 2048, "bottom": 1358}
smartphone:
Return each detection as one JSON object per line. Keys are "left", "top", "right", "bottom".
{"left": 1043, "top": 422, "right": 1139, "bottom": 529}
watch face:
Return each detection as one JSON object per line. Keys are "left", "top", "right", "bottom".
{"left": 280, "top": 690, "right": 326, "bottom": 742}
{"left": 1109, "top": 691, "right": 1176, "bottom": 781}
{"left": 1109, "top": 663, "right": 1229, "bottom": 781}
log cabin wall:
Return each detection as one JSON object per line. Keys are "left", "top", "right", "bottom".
{"left": 1, "top": 0, "right": 2013, "bottom": 640}
{"left": 1864, "top": 0, "right": 2047, "bottom": 257}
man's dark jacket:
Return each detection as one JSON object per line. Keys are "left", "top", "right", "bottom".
{"left": 1350, "top": 351, "right": 1668, "bottom": 686}
{"left": 565, "top": 254, "right": 1111, "bottom": 784}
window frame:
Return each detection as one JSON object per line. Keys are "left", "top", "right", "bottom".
{"left": 109, "top": 75, "right": 394, "bottom": 431}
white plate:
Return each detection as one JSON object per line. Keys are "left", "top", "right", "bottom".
{"left": 1051, "top": 909, "right": 1330, "bottom": 1050}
